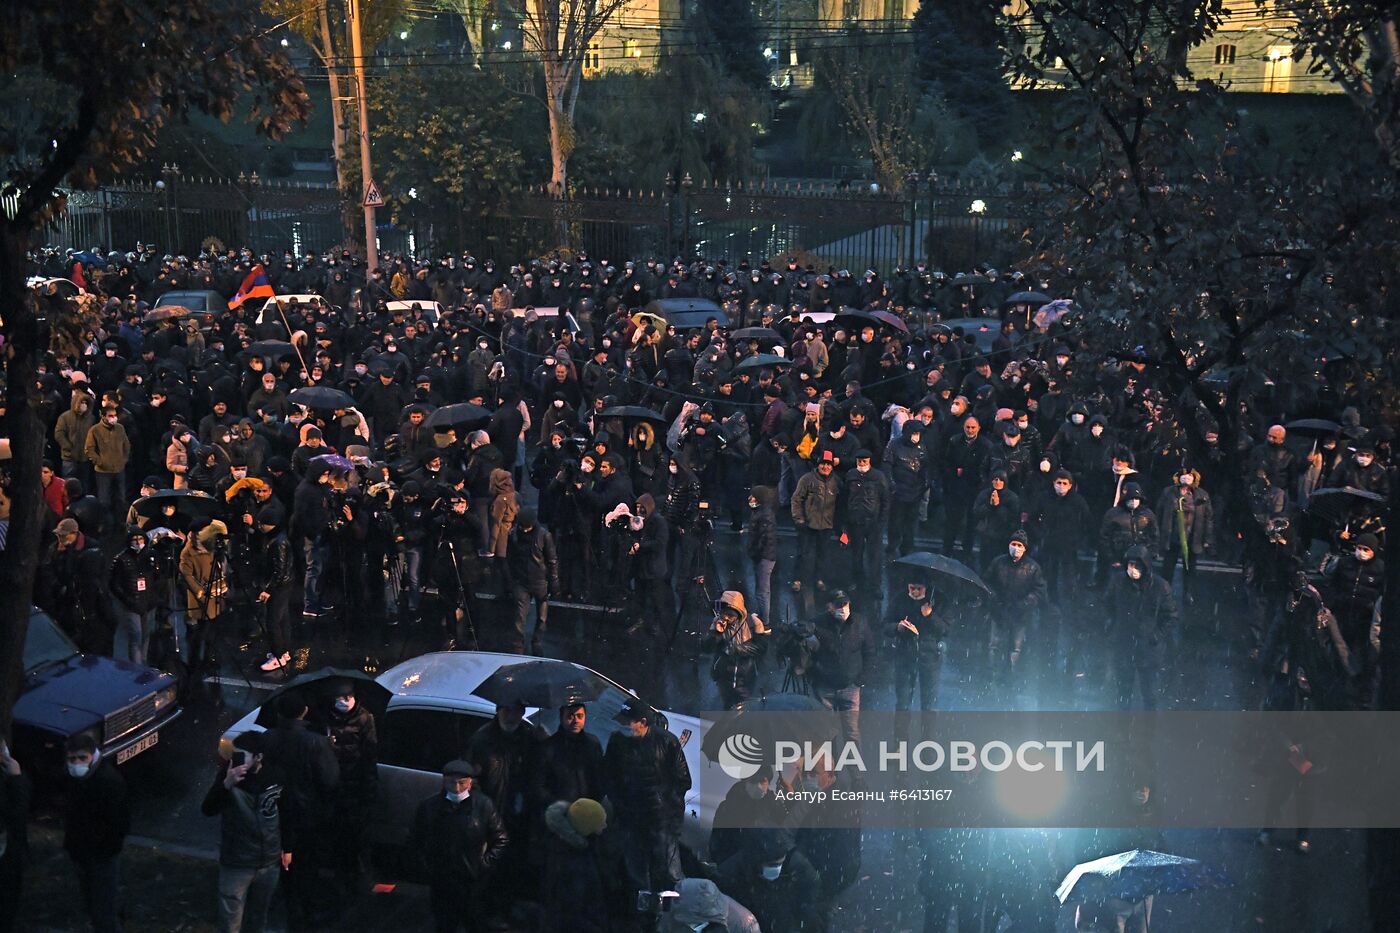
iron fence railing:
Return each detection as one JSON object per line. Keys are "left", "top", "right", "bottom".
{"left": 29, "top": 175, "right": 1043, "bottom": 274}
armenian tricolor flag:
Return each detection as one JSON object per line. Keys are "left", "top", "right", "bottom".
{"left": 229, "top": 264, "right": 275, "bottom": 309}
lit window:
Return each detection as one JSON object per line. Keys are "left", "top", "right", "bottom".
{"left": 1213, "top": 44, "right": 1236, "bottom": 65}
{"left": 623, "top": 37, "right": 639, "bottom": 59}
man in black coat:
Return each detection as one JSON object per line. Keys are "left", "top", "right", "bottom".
{"left": 1036, "top": 469, "right": 1094, "bottom": 602}
{"left": 62, "top": 733, "right": 130, "bottom": 933}
{"left": 261, "top": 695, "right": 340, "bottom": 930}
{"left": 985, "top": 530, "right": 1048, "bottom": 680}
{"left": 529, "top": 702, "right": 607, "bottom": 816}
{"left": 840, "top": 450, "right": 891, "bottom": 599}
{"left": 603, "top": 705, "right": 691, "bottom": 899}
{"left": 465, "top": 701, "right": 545, "bottom": 910}
{"left": 941, "top": 417, "right": 992, "bottom": 557}
{"left": 629, "top": 493, "right": 671, "bottom": 634}
{"left": 410, "top": 760, "right": 509, "bottom": 933}
{"left": 503, "top": 508, "right": 559, "bottom": 654}
{"left": 804, "top": 590, "right": 878, "bottom": 749}
{"left": 1105, "top": 546, "right": 1180, "bottom": 710}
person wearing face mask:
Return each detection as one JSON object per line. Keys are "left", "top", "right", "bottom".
{"left": 1105, "top": 546, "right": 1179, "bottom": 710}
{"left": 109, "top": 525, "right": 157, "bottom": 664}
{"left": 973, "top": 470, "right": 1021, "bottom": 576}
{"left": 1046, "top": 402, "right": 1094, "bottom": 478}
{"left": 1096, "top": 482, "right": 1158, "bottom": 590}
{"left": 884, "top": 420, "right": 931, "bottom": 558}
{"left": 802, "top": 591, "right": 876, "bottom": 748}
{"left": 1323, "top": 532, "right": 1385, "bottom": 658}
{"left": 1327, "top": 441, "right": 1391, "bottom": 500}
{"left": 716, "top": 829, "right": 820, "bottom": 933}
{"left": 84, "top": 406, "right": 131, "bottom": 521}
{"left": 410, "top": 759, "right": 509, "bottom": 933}
{"left": 710, "top": 766, "right": 781, "bottom": 868}
{"left": 1155, "top": 469, "right": 1213, "bottom": 607}
{"left": 603, "top": 704, "right": 691, "bottom": 901}
{"left": 55, "top": 389, "right": 98, "bottom": 484}
{"left": 1035, "top": 469, "right": 1094, "bottom": 603}
{"left": 985, "top": 530, "right": 1047, "bottom": 680}
{"left": 791, "top": 453, "right": 841, "bottom": 602}
{"left": 61, "top": 733, "right": 130, "bottom": 933}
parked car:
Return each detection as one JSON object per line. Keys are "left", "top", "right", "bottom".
{"left": 644, "top": 297, "right": 731, "bottom": 329}
{"left": 385, "top": 299, "right": 442, "bottom": 324}
{"left": 14, "top": 609, "right": 181, "bottom": 776}
{"left": 256, "top": 293, "right": 327, "bottom": 326}
{"left": 153, "top": 289, "right": 229, "bottom": 315}
{"left": 220, "top": 652, "right": 732, "bottom": 870}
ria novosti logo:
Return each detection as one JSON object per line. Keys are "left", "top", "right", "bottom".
{"left": 717, "top": 732, "right": 765, "bottom": 780}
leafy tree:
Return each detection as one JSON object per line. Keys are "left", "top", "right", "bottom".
{"left": 367, "top": 69, "right": 531, "bottom": 241}
{"left": 265, "top": 0, "right": 407, "bottom": 247}
{"left": 812, "top": 26, "right": 954, "bottom": 191}
{"left": 1277, "top": 1, "right": 1400, "bottom": 176}
{"left": 911, "top": 0, "right": 1013, "bottom": 155}
{"left": 0, "top": 0, "right": 309, "bottom": 739}
{"left": 693, "top": 0, "right": 770, "bottom": 91}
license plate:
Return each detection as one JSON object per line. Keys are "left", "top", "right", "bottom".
{"left": 117, "top": 730, "right": 159, "bottom": 764}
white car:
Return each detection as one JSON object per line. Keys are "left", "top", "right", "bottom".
{"left": 220, "top": 651, "right": 733, "bottom": 862}
{"left": 256, "top": 293, "right": 326, "bottom": 326}
{"left": 385, "top": 300, "right": 441, "bottom": 323}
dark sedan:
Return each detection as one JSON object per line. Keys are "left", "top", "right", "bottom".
{"left": 14, "top": 609, "right": 181, "bottom": 775}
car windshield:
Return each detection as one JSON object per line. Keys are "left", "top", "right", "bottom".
{"left": 24, "top": 611, "right": 79, "bottom": 671}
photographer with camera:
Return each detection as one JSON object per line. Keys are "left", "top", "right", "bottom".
{"left": 708, "top": 591, "right": 769, "bottom": 709}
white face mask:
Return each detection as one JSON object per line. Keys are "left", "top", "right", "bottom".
{"left": 669, "top": 464, "right": 679, "bottom": 474}
{"left": 1357, "top": 455, "right": 1374, "bottom": 467}
{"left": 553, "top": 399, "right": 564, "bottom": 409}
{"left": 446, "top": 789, "right": 469, "bottom": 803}
{"left": 1071, "top": 413, "right": 1085, "bottom": 425}
{"left": 1126, "top": 564, "right": 1143, "bottom": 580}
{"left": 832, "top": 606, "right": 851, "bottom": 622}
{"left": 232, "top": 469, "right": 247, "bottom": 480}
{"left": 581, "top": 461, "right": 595, "bottom": 473}
{"left": 335, "top": 697, "right": 355, "bottom": 713}
{"left": 761, "top": 863, "right": 784, "bottom": 881}
{"left": 1126, "top": 498, "right": 1141, "bottom": 510}
{"left": 1054, "top": 484, "right": 1071, "bottom": 497}
{"left": 1356, "top": 549, "right": 1373, "bottom": 562}
{"left": 1009, "top": 544, "right": 1025, "bottom": 558}
{"left": 67, "top": 753, "right": 97, "bottom": 779}
{"left": 856, "top": 464, "right": 871, "bottom": 474}
{"left": 1179, "top": 475, "right": 1194, "bottom": 487}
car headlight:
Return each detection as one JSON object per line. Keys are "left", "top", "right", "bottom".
{"left": 151, "top": 686, "right": 177, "bottom": 713}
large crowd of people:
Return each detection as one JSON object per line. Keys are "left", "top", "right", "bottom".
{"left": 0, "top": 241, "right": 1391, "bottom": 932}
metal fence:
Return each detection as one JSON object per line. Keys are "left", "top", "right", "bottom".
{"left": 33, "top": 174, "right": 1043, "bottom": 274}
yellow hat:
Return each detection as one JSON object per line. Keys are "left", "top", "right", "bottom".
{"left": 567, "top": 798, "right": 607, "bottom": 837}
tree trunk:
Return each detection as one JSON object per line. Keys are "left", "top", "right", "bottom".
{"left": 320, "top": 0, "right": 359, "bottom": 250}
{"left": 0, "top": 221, "right": 46, "bottom": 741}
{"left": 546, "top": 94, "right": 569, "bottom": 198}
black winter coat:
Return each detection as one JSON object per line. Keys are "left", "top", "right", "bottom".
{"left": 63, "top": 759, "right": 129, "bottom": 863}
{"left": 260, "top": 718, "right": 340, "bottom": 835}
{"left": 986, "top": 554, "right": 1048, "bottom": 614}
{"left": 807, "top": 611, "right": 878, "bottom": 689}
{"left": 542, "top": 801, "right": 612, "bottom": 933}
{"left": 1036, "top": 489, "right": 1095, "bottom": 553}
{"left": 505, "top": 524, "right": 560, "bottom": 593}
{"left": 1105, "top": 552, "right": 1179, "bottom": 651}
{"left": 410, "top": 790, "right": 509, "bottom": 883}
{"left": 202, "top": 760, "right": 287, "bottom": 867}
{"left": 1099, "top": 505, "right": 1159, "bottom": 561}
{"left": 603, "top": 726, "right": 691, "bottom": 827}
{"left": 842, "top": 467, "right": 891, "bottom": 526}
{"left": 529, "top": 728, "right": 607, "bottom": 813}
{"left": 746, "top": 486, "right": 779, "bottom": 562}
{"left": 109, "top": 546, "right": 158, "bottom": 614}
{"left": 465, "top": 718, "right": 546, "bottom": 822}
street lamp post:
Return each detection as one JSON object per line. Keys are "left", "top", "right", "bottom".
{"left": 680, "top": 172, "right": 694, "bottom": 259}
{"left": 969, "top": 198, "right": 987, "bottom": 266}
{"left": 905, "top": 171, "right": 920, "bottom": 271}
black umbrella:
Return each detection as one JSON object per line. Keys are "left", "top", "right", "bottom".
{"left": 701, "top": 693, "right": 841, "bottom": 763}
{"left": 733, "top": 353, "right": 792, "bottom": 374}
{"left": 131, "top": 489, "right": 219, "bottom": 530}
{"left": 732, "top": 327, "right": 783, "bottom": 343}
{"left": 1001, "top": 291, "right": 1052, "bottom": 308}
{"left": 1306, "top": 485, "right": 1386, "bottom": 524}
{"left": 1056, "top": 849, "right": 1232, "bottom": 905}
{"left": 891, "top": 551, "right": 991, "bottom": 595}
{"left": 472, "top": 660, "right": 609, "bottom": 709}
{"left": 1285, "top": 418, "right": 1343, "bottom": 438}
{"left": 951, "top": 273, "right": 991, "bottom": 287}
{"left": 427, "top": 402, "right": 492, "bottom": 431}
{"left": 868, "top": 309, "right": 910, "bottom": 334}
{"left": 252, "top": 668, "right": 390, "bottom": 727}
{"left": 599, "top": 405, "right": 668, "bottom": 425}
{"left": 248, "top": 339, "right": 298, "bottom": 359}
{"left": 834, "top": 308, "right": 885, "bottom": 331}
{"left": 289, "top": 386, "right": 356, "bottom": 411}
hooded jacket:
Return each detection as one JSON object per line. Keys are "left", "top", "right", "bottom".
{"left": 488, "top": 468, "right": 520, "bottom": 556}
{"left": 54, "top": 391, "right": 97, "bottom": 463}
{"left": 542, "top": 801, "right": 611, "bottom": 933}
{"left": 201, "top": 759, "right": 287, "bottom": 868}
{"left": 1105, "top": 546, "right": 1179, "bottom": 648}
{"left": 634, "top": 493, "right": 670, "bottom": 580}
{"left": 746, "top": 485, "right": 779, "bottom": 562}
